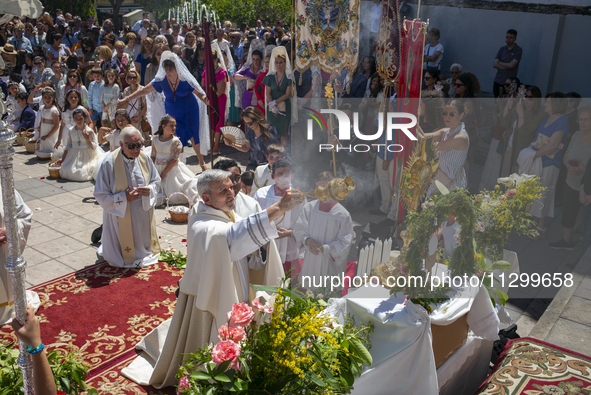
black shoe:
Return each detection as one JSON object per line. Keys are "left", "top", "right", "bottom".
{"left": 379, "top": 218, "right": 396, "bottom": 226}
{"left": 549, "top": 239, "right": 575, "bottom": 250}
{"left": 369, "top": 208, "right": 385, "bottom": 216}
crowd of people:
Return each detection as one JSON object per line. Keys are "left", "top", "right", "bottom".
{"left": 0, "top": 8, "right": 589, "bottom": 393}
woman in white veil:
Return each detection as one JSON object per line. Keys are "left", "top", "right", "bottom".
{"left": 202, "top": 43, "right": 229, "bottom": 154}
{"left": 234, "top": 38, "right": 265, "bottom": 110}
{"left": 118, "top": 50, "right": 210, "bottom": 171}
{"left": 263, "top": 45, "right": 292, "bottom": 146}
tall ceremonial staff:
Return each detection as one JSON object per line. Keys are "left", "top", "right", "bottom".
{"left": 0, "top": 2, "right": 43, "bottom": 393}
{"left": 203, "top": 16, "right": 220, "bottom": 168}
{"left": 375, "top": 0, "right": 403, "bottom": 225}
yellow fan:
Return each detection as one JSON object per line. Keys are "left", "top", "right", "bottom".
{"left": 221, "top": 126, "right": 246, "bottom": 146}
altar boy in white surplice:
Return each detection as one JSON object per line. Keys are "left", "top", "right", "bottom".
{"left": 94, "top": 126, "right": 161, "bottom": 268}
{"left": 121, "top": 170, "right": 303, "bottom": 388}
{"left": 249, "top": 143, "right": 284, "bottom": 197}
{"left": 294, "top": 171, "right": 354, "bottom": 288}
{"left": 254, "top": 159, "right": 306, "bottom": 279}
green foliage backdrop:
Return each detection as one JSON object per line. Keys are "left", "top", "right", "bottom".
{"left": 38, "top": 0, "right": 96, "bottom": 19}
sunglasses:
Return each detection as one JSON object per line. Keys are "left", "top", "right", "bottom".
{"left": 525, "top": 95, "right": 534, "bottom": 99}
{"left": 424, "top": 76, "right": 433, "bottom": 81}
{"left": 454, "top": 83, "right": 465, "bottom": 88}
{"left": 443, "top": 111, "right": 457, "bottom": 117}
{"left": 128, "top": 76, "right": 137, "bottom": 80}
{"left": 504, "top": 83, "right": 512, "bottom": 87}
{"left": 125, "top": 142, "right": 144, "bottom": 149}
{"left": 34, "top": 62, "right": 42, "bottom": 65}
{"left": 229, "top": 175, "right": 241, "bottom": 182}
{"left": 244, "top": 120, "right": 254, "bottom": 126}
{"left": 156, "top": 52, "right": 162, "bottom": 56}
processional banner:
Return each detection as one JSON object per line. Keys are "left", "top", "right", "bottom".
{"left": 375, "top": 0, "right": 401, "bottom": 83}
{"left": 396, "top": 19, "right": 427, "bottom": 162}
{"left": 294, "top": 0, "right": 361, "bottom": 76}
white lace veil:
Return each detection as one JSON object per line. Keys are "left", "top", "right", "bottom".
{"left": 211, "top": 42, "right": 230, "bottom": 123}
{"left": 146, "top": 50, "right": 210, "bottom": 155}
{"left": 234, "top": 38, "right": 265, "bottom": 108}
{"left": 268, "top": 46, "right": 292, "bottom": 79}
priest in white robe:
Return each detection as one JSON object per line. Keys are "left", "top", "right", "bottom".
{"left": 0, "top": 189, "right": 40, "bottom": 325}
{"left": 122, "top": 169, "right": 304, "bottom": 388}
{"left": 294, "top": 172, "right": 354, "bottom": 290}
{"left": 94, "top": 126, "right": 161, "bottom": 268}
{"left": 249, "top": 143, "right": 284, "bottom": 197}
{"left": 254, "top": 159, "right": 306, "bottom": 279}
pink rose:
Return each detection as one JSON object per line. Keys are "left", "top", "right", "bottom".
{"left": 178, "top": 376, "right": 191, "bottom": 389}
{"left": 211, "top": 340, "right": 241, "bottom": 370}
{"left": 510, "top": 189, "right": 517, "bottom": 196}
{"left": 218, "top": 324, "right": 246, "bottom": 342}
{"left": 252, "top": 298, "right": 273, "bottom": 314}
{"left": 227, "top": 303, "right": 255, "bottom": 327}
{"left": 499, "top": 195, "right": 507, "bottom": 201}
{"left": 476, "top": 270, "right": 484, "bottom": 277}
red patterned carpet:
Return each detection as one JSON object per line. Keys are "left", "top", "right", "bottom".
{"left": 0, "top": 261, "right": 183, "bottom": 394}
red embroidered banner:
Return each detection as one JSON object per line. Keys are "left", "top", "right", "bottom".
{"left": 376, "top": 0, "right": 401, "bottom": 82}
{"left": 397, "top": 19, "right": 427, "bottom": 162}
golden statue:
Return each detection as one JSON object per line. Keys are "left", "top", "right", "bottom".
{"left": 403, "top": 137, "right": 439, "bottom": 211}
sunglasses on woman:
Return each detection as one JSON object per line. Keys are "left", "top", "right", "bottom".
{"left": 443, "top": 111, "right": 457, "bottom": 117}
{"left": 244, "top": 120, "right": 254, "bottom": 126}
{"left": 424, "top": 76, "right": 433, "bottom": 81}
{"left": 454, "top": 83, "right": 465, "bottom": 88}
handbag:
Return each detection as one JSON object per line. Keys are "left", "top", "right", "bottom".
{"left": 277, "top": 101, "right": 286, "bottom": 112}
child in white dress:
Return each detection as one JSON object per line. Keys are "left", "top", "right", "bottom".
{"left": 56, "top": 108, "right": 100, "bottom": 181}
{"left": 101, "top": 68, "right": 121, "bottom": 127}
{"left": 34, "top": 88, "right": 61, "bottom": 158}
{"left": 151, "top": 115, "right": 194, "bottom": 205}
{"left": 104, "top": 110, "right": 131, "bottom": 152}
{"left": 54, "top": 90, "right": 89, "bottom": 160}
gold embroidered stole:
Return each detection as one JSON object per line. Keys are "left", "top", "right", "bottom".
{"left": 113, "top": 148, "right": 160, "bottom": 264}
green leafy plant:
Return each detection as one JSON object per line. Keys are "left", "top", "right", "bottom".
{"left": 160, "top": 249, "right": 187, "bottom": 269}
{"left": 0, "top": 342, "right": 91, "bottom": 395}
{"left": 177, "top": 281, "right": 373, "bottom": 394}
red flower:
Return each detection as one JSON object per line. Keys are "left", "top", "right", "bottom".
{"left": 40, "top": 177, "right": 45, "bottom": 179}
{"left": 181, "top": 238, "right": 187, "bottom": 242}
{"left": 57, "top": 391, "right": 67, "bottom": 395}
{"left": 218, "top": 323, "right": 246, "bottom": 342}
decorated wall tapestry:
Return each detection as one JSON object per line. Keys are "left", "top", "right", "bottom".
{"left": 295, "top": 0, "right": 361, "bottom": 75}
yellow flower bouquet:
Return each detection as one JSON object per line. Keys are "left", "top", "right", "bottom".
{"left": 177, "top": 281, "right": 373, "bottom": 394}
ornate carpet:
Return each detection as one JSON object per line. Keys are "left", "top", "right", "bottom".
{"left": 476, "top": 337, "right": 591, "bottom": 395}
{"left": 0, "top": 261, "right": 183, "bottom": 394}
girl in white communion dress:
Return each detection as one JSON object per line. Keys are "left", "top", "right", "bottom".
{"left": 151, "top": 115, "right": 195, "bottom": 205}
{"left": 56, "top": 108, "right": 100, "bottom": 181}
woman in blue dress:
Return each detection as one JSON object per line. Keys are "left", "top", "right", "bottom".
{"left": 119, "top": 51, "right": 210, "bottom": 171}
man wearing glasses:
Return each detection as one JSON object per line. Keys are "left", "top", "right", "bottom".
{"left": 229, "top": 32, "right": 243, "bottom": 61}
{"left": 445, "top": 63, "right": 462, "bottom": 97}
{"left": 94, "top": 126, "right": 162, "bottom": 268}
{"left": 492, "top": 29, "right": 522, "bottom": 98}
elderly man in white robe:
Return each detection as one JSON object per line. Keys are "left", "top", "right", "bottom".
{"left": 254, "top": 159, "right": 306, "bottom": 279}
{"left": 0, "top": 190, "right": 40, "bottom": 325}
{"left": 294, "top": 171, "right": 354, "bottom": 290}
{"left": 94, "top": 126, "right": 161, "bottom": 268}
{"left": 122, "top": 169, "right": 304, "bottom": 388}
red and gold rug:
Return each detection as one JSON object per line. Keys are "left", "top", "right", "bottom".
{"left": 476, "top": 337, "right": 591, "bottom": 395}
{"left": 0, "top": 261, "right": 183, "bottom": 394}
